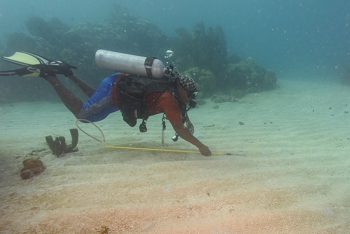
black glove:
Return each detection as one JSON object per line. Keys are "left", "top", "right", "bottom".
{"left": 37, "top": 60, "right": 77, "bottom": 78}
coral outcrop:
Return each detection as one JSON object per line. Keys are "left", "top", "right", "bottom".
{"left": 183, "top": 67, "right": 216, "bottom": 97}
{"left": 20, "top": 158, "right": 45, "bottom": 180}
{"left": 172, "top": 22, "right": 228, "bottom": 77}
{"left": 224, "top": 57, "right": 277, "bottom": 94}
{"left": 0, "top": 5, "right": 277, "bottom": 103}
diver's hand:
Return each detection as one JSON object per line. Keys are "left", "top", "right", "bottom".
{"left": 198, "top": 144, "right": 212, "bottom": 156}
{"left": 171, "top": 121, "right": 211, "bottom": 156}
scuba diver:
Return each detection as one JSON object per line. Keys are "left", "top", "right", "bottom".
{"left": 0, "top": 51, "right": 212, "bottom": 156}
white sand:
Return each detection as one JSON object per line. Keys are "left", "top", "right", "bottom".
{"left": 1, "top": 78, "right": 350, "bottom": 233}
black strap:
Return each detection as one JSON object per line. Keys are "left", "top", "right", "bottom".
{"left": 162, "top": 114, "right": 166, "bottom": 131}
{"left": 144, "top": 57, "right": 155, "bottom": 78}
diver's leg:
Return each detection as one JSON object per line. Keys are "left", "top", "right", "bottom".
{"left": 44, "top": 75, "right": 83, "bottom": 117}
{"left": 66, "top": 75, "right": 96, "bottom": 97}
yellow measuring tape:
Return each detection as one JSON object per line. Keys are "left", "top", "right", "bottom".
{"left": 103, "top": 145, "right": 244, "bottom": 156}
{"left": 75, "top": 119, "right": 244, "bottom": 156}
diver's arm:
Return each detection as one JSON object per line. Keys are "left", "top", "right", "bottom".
{"left": 171, "top": 121, "right": 212, "bottom": 156}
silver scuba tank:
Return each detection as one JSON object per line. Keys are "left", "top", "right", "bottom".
{"left": 95, "top": 50, "right": 166, "bottom": 79}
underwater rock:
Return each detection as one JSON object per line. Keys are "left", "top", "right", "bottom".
{"left": 183, "top": 67, "right": 216, "bottom": 97}
{"left": 23, "top": 158, "right": 43, "bottom": 168}
{"left": 25, "top": 16, "right": 72, "bottom": 48}
{"left": 173, "top": 22, "right": 228, "bottom": 77}
{"left": 224, "top": 57, "right": 277, "bottom": 92}
{"left": 263, "top": 69, "right": 277, "bottom": 89}
{"left": 20, "top": 158, "right": 45, "bottom": 180}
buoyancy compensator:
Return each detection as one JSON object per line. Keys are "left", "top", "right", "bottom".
{"left": 95, "top": 49, "right": 192, "bottom": 135}
{"left": 116, "top": 74, "right": 176, "bottom": 130}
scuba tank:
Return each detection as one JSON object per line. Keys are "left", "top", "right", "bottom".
{"left": 95, "top": 50, "right": 166, "bottom": 79}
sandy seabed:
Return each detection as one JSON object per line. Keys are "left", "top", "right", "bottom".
{"left": 0, "top": 78, "right": 350, "bottom": 234}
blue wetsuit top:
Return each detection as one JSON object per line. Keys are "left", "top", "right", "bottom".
{"left": 77, "top": 73, "right": 120, "bottom": 122}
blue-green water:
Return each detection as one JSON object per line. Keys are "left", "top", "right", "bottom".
{"left": 0, "top": 0, "right": 348, "bottom": 78}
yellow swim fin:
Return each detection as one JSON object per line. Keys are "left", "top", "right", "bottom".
{"left": 2, "top": 51, "right": 51, "bottom": 66}
{"left": 1, "top": 51, "right": 77, "bottom": 77}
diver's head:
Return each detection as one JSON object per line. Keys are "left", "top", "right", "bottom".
{"left": 177, "top": 75, "right": 198, "bottom": 103}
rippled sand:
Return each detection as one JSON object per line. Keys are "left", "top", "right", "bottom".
{"left": 1, "top": 79, "right": 349, "bottom": 233}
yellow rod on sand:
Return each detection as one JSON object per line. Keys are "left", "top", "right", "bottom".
{"left": 103, "top": 145, "right": 245, "bottom": 156}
